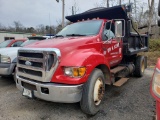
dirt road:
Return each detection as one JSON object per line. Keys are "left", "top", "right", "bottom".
{"left": 0, "top": 68, "right": 155, "bottom": 120}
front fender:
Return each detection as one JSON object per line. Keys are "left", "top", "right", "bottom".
{"left": 52, "top": 49, "right": 110, "bottom": 84}
{"left": 60, "top": 49, "right": 109, "bottom": 67}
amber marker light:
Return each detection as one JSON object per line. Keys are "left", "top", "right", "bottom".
{"left": 152, "top": 68, "right": 160, "bottom": 98}
{"left": 64, "top": 67, "right": 86, "bottom": 77}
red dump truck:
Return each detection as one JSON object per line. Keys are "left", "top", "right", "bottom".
{"left": 16, "top": 5, "right": 148, "bottom": 115}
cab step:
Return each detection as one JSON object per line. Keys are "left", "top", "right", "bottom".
{"left": 113, "top": 78, "right": 129, "bottom": 87}
{"left": 111, "top": 66, "right": 126, "bottom": 74}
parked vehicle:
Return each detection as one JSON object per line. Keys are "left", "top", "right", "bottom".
{"left": 150, "top": 1, "right": 160, "bottom": 120}
{"left": 151, "top": 59, "right": 160, "bottom": 120}
{"left": 16, "top": 5, "right": 148, "bottom": 115}
{"left": 0, "top": 36, "right": 47, "bottom": 80}
{"left": 0, "top": 39, "right": 26, "bottom": 48}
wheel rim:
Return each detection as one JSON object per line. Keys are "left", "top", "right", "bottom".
{"left": 93, "top": 78, "right": 104, "bottom": 106}
{"left": 141, "top": 60, "right": 145, "bottom": 73}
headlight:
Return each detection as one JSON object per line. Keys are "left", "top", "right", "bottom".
{"left": 1, "top": 55, "right": 11, "bottom": 63}
{"left": 64, "top": 67, "right": 86, "bottom": 77}
{"left": 152, "top": 68, "right": 160, "bottom": 98}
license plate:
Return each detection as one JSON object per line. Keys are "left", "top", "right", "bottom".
{"left": 23, "top": 88, "right": 33, "bottom": 98}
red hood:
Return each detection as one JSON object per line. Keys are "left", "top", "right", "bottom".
{"left": 25, "top": 36, "right": 100, "bottom": 56}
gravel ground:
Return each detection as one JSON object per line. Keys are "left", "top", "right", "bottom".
{"left": 0, "top": 68, "right": 155, "bottom": 120}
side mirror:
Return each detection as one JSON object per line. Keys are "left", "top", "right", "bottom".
{"left": 115, "top": 21, "right": 123, "bottom": 37}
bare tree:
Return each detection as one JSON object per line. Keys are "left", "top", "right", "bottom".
{"left": 148, "top": 0, "right": 155, "bottom": 33}
{"left": 71, "top": 0, "right": 80, "bottom": 15}
{"left": 106, "top": 0, "right": 109, "bottom": 7}
{"left": 134, "top": 0, "right": 137, "bottom": 20}
{"left": 0, "top": 23, "right": 6, "bottom": 31}
{"left": 95, "top": 0, "right": 119, "bottom": 8}
{"left": 119, "top": 0, "right": 121, "bottom": 5}
{"left": 129, "top": 0, "right": 131, "bottom": 4}
{"left": 94, "top": 1, "right": 104, "bottom": 7}
{"left": 137, "top": 4, "right": 145, "bottom": 26}
{"left": 13, "top": 21, "right": 24, "bottom": 32}
{"left": 36, "top": 24, "right": 46, "bottom": 34}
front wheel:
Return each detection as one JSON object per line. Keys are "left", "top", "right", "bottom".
{"left": 80, "top": 68, "right": 105, "bottom": 115}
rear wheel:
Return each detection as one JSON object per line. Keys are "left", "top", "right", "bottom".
{"left": 80, "top": 68, "right": 105, "bottom": 115}
{"left": 134, "top": 55, "right": 145, "bottom": 77}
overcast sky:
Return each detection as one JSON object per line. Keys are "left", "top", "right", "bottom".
{"left": 0, "top": 0, "right": 158, "bottom": 27}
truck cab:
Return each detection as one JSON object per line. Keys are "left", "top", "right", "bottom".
{"left": 16, "top": 5, "right": 148, "bottom": 115}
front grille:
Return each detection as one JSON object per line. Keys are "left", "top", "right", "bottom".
{"left": 18, "top": 67, "right": 42, "bottom": 77}
{"left": 19, "top": 60, "right": 43, "bottom": 68}
{"left": 19, "top": 52, "right": 43, "bottom": 58}
{"left": 17, "top": 48, "right": 59, "bottom": 82}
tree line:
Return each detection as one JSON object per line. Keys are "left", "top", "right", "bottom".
{"left": 0, "top": 0, "right": 157, "bottom": 36}
{"left": 0, "top": 21, "right": 63, "bottom": 35}
{"left": 95, "top": 0, "right": 156, "bottom": 33}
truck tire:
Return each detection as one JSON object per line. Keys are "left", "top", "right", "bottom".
{"left": 80, "top": 68, "right": 105, "bottom": 115}
{"left": 134, "top": 55, "right": 145, "bottom": 77}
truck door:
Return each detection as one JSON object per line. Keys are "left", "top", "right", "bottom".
{"left": 102, "top": 21, "right": 123, "bottom": 67}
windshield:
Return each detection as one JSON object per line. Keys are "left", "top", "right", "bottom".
{"left": 0, "top": 40, "right": 12, "bottom": 48}
{"left": 20, "top": 40, "right": 39, "bottom": 47}
{"left": 56, "top": 20, "right": 103, "bottom": 36}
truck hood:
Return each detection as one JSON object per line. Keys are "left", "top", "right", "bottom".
{"left": 25, "top": 36, "right": 100, "bottom": 56}
{"left": 0, "top": 47, "right": 21, "bottom": 61}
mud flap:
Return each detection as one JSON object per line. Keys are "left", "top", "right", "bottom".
{"left": 144, "top": 56, "right": 147, "bottom": 68}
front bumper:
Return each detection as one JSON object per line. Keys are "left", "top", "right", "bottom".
{"left": 16, "top": 76, "right": 83, "bottom": 103}
{"left": 0, "top": 63, "right": 15, "bottom": 76}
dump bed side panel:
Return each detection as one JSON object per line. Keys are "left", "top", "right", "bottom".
{"left": 123, "top": 33, "right": 149, "bottom": 55}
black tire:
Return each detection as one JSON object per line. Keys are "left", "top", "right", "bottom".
{"left": 134, "top": 55, "right": 145, "bottom": 77}
{"left": 80, "top": 68, "right": 105, "bottom": 115}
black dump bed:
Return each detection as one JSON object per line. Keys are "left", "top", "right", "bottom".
{"left": 66, "top": 5, "right": 149, "bottom": 56}
{"left": 66, "top": 5, "right": 128, "bottom": 22}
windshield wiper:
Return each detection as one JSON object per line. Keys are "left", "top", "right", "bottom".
{"left": 55, "top": 35, "right": 64, "bottom": 37}
{"left": 66, "top": 34, "right": 86, "bottom": 36}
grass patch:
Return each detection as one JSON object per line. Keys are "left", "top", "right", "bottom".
{"left": 139, "top": 39, "right": 160, "bottom": 66}
{"left": 149, "top": 39, "right": 160, "bottom": 52}
{"left": 146, "top": 51, "right": 160, "bottom": 67}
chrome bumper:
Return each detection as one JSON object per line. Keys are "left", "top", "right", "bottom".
{"left": 0, "top": 63, "right": 15, "bottom": 75}
{"left": 16, "top": 76, "right": 83, "bottom": 103}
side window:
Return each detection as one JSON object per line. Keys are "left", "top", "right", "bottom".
{"left": 11, "top": 41, "right": 24, "bottom": 47}
{"left": 103, "top": 21, "right": 115, "bottom": 41}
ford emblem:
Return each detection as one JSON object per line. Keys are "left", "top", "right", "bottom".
{"left": 25, "top": 61, "right": 32, "bottom": 66}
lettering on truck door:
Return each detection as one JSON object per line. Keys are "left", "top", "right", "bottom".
{"left": 102, "top": 21, "right": 122, "bottom": 67}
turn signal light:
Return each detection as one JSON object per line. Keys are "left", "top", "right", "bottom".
{"left": 64, "top": 67, "right": 86, "bottom": 77}
{"left": 152, "top": 68, "right": 160, "bottom": 98}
